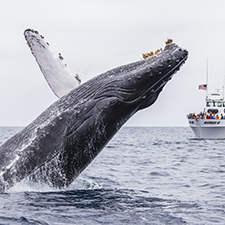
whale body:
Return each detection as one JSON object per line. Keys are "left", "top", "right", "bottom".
{"left": 0, "top": 43, "right": 188, "bottom": 192}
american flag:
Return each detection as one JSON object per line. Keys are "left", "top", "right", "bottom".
{"left": 198, "top": 84, "right": 207, "bottom": 90}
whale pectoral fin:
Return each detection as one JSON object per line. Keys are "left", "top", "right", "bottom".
{"left": 24, "top": 29, "right": 81, "bottom": 98}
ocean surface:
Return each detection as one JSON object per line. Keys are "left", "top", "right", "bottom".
{"left": 0, "top": 126, "right": 225, "bottom": 225}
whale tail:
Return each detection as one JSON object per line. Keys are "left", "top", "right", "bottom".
{"left": 24, "top": 29, "right": 81, "bottom": 98}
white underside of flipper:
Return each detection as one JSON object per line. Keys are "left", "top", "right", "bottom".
{"left": 24, "top": 29, "right": 81, "bottom": 98}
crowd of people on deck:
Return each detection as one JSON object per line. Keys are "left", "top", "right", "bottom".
{"left": 187, "top": 112, "right": 225, "bottom": 120}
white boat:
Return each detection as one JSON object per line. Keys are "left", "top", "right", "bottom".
{"left": 187, "top": 92, "right": 225, "bottom": 139}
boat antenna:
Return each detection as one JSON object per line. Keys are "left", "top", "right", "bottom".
{"left": 223, "top": 85, "right": 224, "bottom": 100}
{"left": 223, "top": 75, "right": 225, "bottom": 100}
{"left": 206, "top": 58, "right": 208, "bottom": 98}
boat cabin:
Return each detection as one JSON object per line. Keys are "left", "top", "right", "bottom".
{"left": 205, "top": 93, "right": 225, "bottom": 115}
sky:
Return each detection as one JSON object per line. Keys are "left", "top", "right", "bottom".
{"left": 1, "top": 0, "right": 225, "bottom": 127}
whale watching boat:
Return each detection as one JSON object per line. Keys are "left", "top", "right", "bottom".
{"left": 187, "top": 87, "right": 225, "bottom": 139}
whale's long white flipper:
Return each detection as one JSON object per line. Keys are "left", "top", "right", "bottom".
{"left": 24, "top": 29, "right": 81, "bottom": 98}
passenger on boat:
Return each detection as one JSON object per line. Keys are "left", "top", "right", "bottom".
{"left": 187, "top": 112, "right": 225, "bottom": 120}
{"left": 187, "top": 113, "right": 196, "bottom": 119}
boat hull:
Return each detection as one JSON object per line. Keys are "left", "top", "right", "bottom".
{"left": 188, "top": 119, "right": 225, "bottom": 139}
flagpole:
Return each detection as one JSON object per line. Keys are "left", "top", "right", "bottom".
{"left": 223, "top": 75, "right": 225, "bottom": 100}
{"left": 206, "top": 58, "right": 208, "bottom": 98}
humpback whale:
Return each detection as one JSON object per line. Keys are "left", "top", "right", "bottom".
{"left": 0, "top": 42, "right": 188, "bottom": 192}
{"left": 24, "top": 29, "right": 81, "bottom": 98}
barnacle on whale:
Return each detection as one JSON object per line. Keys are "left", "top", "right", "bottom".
{"left": 142, "top": 39, "right": 174, "bottom": 60}
{"left": 59, "top": 53, "right": 63, "bottom": 60}
{"left": 155, "top": 48, "right": 163, "bottom": 55}
{"left": 165, "top": 38, "right": 173, "bottom": 46}
{"left": 75, "top": 74, "right": 81, "bottom": 84}
{"left": 142, "top": 51, "right": 154, "bottom": 59}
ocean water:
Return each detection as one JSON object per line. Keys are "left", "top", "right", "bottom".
{"left": 0, "top": 126, "right": 225, "bottom": 225}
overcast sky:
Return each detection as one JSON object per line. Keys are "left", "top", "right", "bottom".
{"left": 0, "top": 0, "right": 225, "bottom": 126}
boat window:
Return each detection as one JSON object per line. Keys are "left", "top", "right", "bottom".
{"left": 218, "top": 102, "right": 222, "bottom": 107}
{"left": 212, "top": 102, "right": 216, "bottom": 107}
{"left": 206, "top": 102, "right": 211, "bottom": 107}
{"left": 207, "top": 109, "right": 218, "bottom": 114}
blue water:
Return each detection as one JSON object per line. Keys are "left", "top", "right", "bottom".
{"left": 0, "top": 126, "right": 225, "bottom": 224}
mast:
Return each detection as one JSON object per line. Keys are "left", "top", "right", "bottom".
{"left": 223, "top": 75, "right": 225, "bottom": 100}
{"left": 206, "top": 58, "right": 208, "bottom": 98}
{"left": 223, "top": 85, "right": 224, "bottom": 100}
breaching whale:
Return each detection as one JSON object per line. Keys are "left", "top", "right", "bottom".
{"left": 24, "top": 29, "right": 81, "bottom": 98}
{"left": 0, "top": 42, "right": 188, "bottom": 192}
